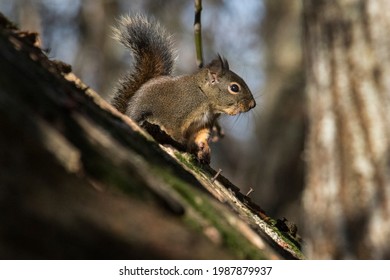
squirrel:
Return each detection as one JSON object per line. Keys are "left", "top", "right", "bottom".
{"left": 111, "top": 14, "right": 256, "bottom": 164}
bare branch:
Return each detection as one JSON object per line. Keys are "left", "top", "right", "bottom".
{"left": 194, "top": 0, "right": 204, "bottom": 68}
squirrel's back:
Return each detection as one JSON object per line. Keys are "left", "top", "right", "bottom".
{"left": 111, "top": 14, "right": 175, "bottom": 113}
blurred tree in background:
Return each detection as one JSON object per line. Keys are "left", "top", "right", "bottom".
{"left": 241, "top": 0, "right": 305, "bottom": 229}
{"left": 303, "top": 0, "right": 390, "bottom": 259}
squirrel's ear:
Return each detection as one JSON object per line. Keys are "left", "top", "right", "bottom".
{"left": 206, "top": 54, "right": 229, "bottom": 84}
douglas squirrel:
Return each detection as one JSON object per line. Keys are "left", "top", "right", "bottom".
{"left": 111, "top": 14, "right": 256, "bottom": 164}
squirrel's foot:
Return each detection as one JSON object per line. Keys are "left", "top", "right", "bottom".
{"left": 189, "top": 128, "right": 211, "bottom": 164}
{"left": 196, "top": 141, "right": 211, "bottom": 164}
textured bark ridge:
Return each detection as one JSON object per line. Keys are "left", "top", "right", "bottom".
{"left": 0, "top": 13, "right": 303, "bottom": 259}
{"left": 303, "top": 0, "right": 390, "bottom": 259}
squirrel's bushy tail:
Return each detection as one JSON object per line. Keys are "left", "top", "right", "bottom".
{"left": 111, "top": 14, "right": 175, "bottom": 113}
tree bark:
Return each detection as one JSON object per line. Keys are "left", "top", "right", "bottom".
{"left": 303, "top": 0, "right": 390, "bottom": 259}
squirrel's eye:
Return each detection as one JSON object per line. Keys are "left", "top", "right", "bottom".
{"left": 228, "top": 83, "right": 241, "bottom": 94}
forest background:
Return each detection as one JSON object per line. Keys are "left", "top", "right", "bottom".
{"left": 3, "top": 0, "right": 389, "bottom": 259}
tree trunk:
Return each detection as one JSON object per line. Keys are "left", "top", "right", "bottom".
{"left": 303, "top": 0, "right": 390, "bottom": 259}
{"left": 247, "top": 0, "right": 305, "bottom": 229}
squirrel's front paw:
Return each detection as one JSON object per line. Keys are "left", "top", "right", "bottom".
{"left": 211, "top": 123, "right": 225, "bottom": 143}
{"left": 196, "top": 141, "right": 211, "bottom": 164}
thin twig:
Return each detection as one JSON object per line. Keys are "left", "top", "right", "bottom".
{"left": 245, "top": 187, "right": 254, "bottom": 197}
{"left": 211, "top": 168, "right": 222, "bottom": 182}
{"left": 194, "top": 0, "right": 204, "bottom": 68}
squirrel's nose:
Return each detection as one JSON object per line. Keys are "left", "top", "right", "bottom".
{"left": 248, "top": 99, "right": 256, "bottom": 109}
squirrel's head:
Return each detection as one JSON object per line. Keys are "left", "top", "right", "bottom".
{"left": 202, "top": 55, "right": 256, "bottom": 115}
